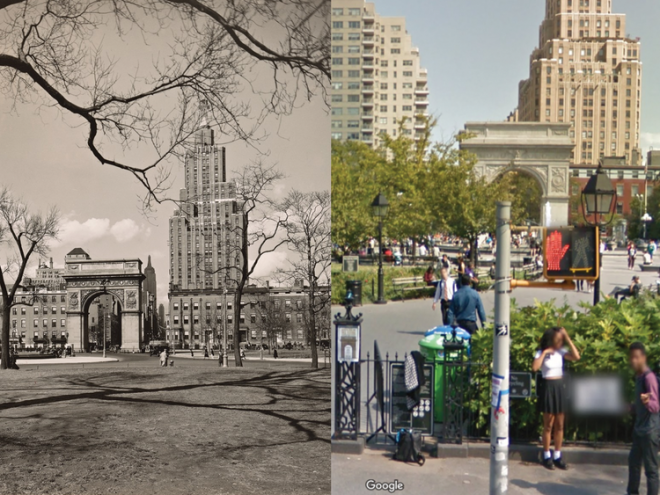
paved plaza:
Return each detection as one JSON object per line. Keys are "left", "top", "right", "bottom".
{"left": 346, "top": 252, "right": 656, "bottom": 358}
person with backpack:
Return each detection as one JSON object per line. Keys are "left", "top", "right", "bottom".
{"left": 627, "top": 342, "right": 660, "bottom": 495}
{"left": 432, "top": 267, "right": 457, "bottom": 326}
{"left": 532, "top": 327, "right": 580, "bottom": 470}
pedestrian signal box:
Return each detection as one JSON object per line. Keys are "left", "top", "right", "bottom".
{"left": 543, "top": 226, "right": 599, "bottom": 281}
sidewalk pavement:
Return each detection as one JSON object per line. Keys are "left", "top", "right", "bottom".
{"left": 172, "top": 353, "right": 315, "bottom": 363}
{"left": 12, "top": 356, "right": 119, "bottom": 365}
{"left": 332, "top": 451, "right": 632, "bottom": 495}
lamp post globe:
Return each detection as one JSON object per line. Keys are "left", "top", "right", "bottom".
{"left": 371, "top": 193, "right": 389, "bottom": 305}
{"left": 580, "top": 162, "right": 617, "bottom": 305}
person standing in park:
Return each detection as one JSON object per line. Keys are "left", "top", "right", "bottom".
{"left": 159, "top": 348, "right": 168, "bottom": 367}
{"left": 649, "top": 240, "right": 657, "bottom": 262}
{"left": 204, "top": 347, "right": 209, "bottom": 359}
{"left": 432, "top": 267, "right": 457, "bottom": 326}
{"left": 627, "top": 342, "right": 660, "bottom": 495}
{"left": 532, "top": 327, "right": 580, "bottom": 470}
{"left": 446, "top": 274, "right": 486, "bottom": 334}
{"left": 629, "top": 242, "right": 638, "bottom": 270}
{"left": 440, "top": 254, "right": 450, "bottom": 272}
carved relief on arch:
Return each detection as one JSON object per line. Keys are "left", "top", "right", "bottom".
{"left": 550, "top": 167, "right": 568, "bottom": 193}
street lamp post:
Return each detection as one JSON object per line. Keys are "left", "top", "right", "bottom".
{"left": 223, "top": 287, "right": 229, "bottom": 367}
{"left": 581, "top": 162, "right": 617, "bottom": 305}
{"left": 371, "top": 192, "right": 389, "bottom": 305}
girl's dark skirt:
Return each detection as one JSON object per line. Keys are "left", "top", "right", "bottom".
{"left": 537, "top": 377, "right": 566, "bottom": 414}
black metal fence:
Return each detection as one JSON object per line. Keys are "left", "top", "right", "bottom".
{"left": 359, "top": 351, "right": 633, "bottom": 447}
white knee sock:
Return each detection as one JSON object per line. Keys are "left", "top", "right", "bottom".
{"left": 543, "top": 450, "right": 551, "bottom": 460}
{"left": 553, "top": 450, "right": 562, "bottom": 460}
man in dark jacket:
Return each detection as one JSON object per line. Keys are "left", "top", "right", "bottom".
{"left": 628, "top": 341, "right": 660, "bottom": 495}
{"left": 447, "top": 274, "right": 487, "bottom": 335}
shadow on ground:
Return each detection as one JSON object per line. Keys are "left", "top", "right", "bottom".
{"left": 0, "top": 367, "right": 330, "bottom": 495}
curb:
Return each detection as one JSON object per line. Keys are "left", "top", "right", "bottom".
{"left": 433, "top": 442, "right": 629, "bottom": 466}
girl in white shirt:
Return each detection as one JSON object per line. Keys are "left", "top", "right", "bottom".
{"left": 532, "top": 327, "right": 580, "bottom": 471}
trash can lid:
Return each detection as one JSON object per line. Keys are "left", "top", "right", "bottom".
{"left": 424, "top": 325, "right": 471, "bottom": 339}
{"left": 419, "top": 325, "right": 470, "bottom": 350}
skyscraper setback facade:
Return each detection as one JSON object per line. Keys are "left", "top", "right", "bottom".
{"left": 168, "top": 125, "right": 242, "bottom": 294}
{"left": 515, "top": 0, "right": 642, "bottom": 166}
{"left": 331, "top": 0, "right": 429, "bottom": 147}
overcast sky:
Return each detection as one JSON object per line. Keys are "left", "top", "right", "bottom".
{"left": 374, "top": 0, "right": 660, "bottom": 151}
{"left": 0, "top": 10, "right": 329, "bottom": 305}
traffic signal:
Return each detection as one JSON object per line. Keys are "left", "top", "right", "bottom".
{"left": 543, "top": 226, "right": 599, "bottom": 281}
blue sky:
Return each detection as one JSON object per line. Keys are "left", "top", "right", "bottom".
{"left": 374, "top": 0, "right": 660, "bottom": 151}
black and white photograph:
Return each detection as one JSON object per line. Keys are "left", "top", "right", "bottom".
{"left": 0, "top": 1, "right": 330, "bottom": 494}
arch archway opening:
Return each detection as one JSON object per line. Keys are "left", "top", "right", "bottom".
{"left": 83, "top": 293, "right": 122, "bottom": 352}
{"left": 494, "top": 169, "right": 545, "bottom": 226}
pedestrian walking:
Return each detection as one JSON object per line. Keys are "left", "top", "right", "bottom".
{"left": 210, "top": 348, "right": 215, "bottom": 357}
{"left": 629, "top": 242, "right": 638, "bottom": 270}
{"left": 273, "top": 348, "right": 278, "bottom": 359}
{"left": 190, "top": 348, "right": 194, "bottom": 357}
{"left": 432, "top": 267, "right": 457, "bottom": 326}
{"left": 440, "top": 254, "right": 450, "bottom": 272}
{"left": 627, "top": 342, "right": 660, "bottom": 495}
{"left": 650, "top": 241, "right": 657, "bottom": 262}
{"left": 159, "top": 349, "right": 167, "bottom": 367}
{"left": 446, "top": 274, "right": 486, "bottom": 334}
{"left": 218, "top": 348, "right": 224, "bottom": 367}
{"left": 204, "top": 348, "right": 209, "bottom": 359}
{"left": 532, "top": 327, "right": 580, "bottom": 470}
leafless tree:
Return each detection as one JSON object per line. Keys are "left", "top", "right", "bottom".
{"left": 0, "top": 0, "right": 329, "bottom": 209}
{"left": 0, "top": 187, "right": 59, "bottom": 369}
{"left": 280, "top": 190, "right": 330, "bottom": 368}
{"left": 254, "top": 299, "right": 291, "bottom": 354}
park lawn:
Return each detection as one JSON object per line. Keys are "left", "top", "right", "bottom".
{"left": 0, "top": 367, "right": 330, "bottom": 495}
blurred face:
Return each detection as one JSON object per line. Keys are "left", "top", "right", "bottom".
{"left": 630, "top": 349, "right": 647, "bottom": 373}
{"left": 552, "top": 331, "right": 564, "bottom": 350}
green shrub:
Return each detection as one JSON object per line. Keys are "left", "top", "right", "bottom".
{"left": 468, "top": 292, "right": 660, "bottom": 442}
{"left": 331, "top": 264, "right": 428, "bottom": 304}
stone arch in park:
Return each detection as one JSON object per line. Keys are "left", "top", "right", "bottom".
{"left": 62, "top": 248, "right": 145, "bottom": 352}
{"left": 460, "top": 122, "right": 574, "bottom": 228}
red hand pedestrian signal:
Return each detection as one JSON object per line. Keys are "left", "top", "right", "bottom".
{"left": 546, "top": 230, "right": 570, "bottom": 271}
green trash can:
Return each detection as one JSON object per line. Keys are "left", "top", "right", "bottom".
{"left": 418, "top": 326, "right": 471, "bottom": 423}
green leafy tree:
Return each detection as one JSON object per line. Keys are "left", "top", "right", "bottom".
{"left": 331, "top": 139, "right": 380, "bottom": 252}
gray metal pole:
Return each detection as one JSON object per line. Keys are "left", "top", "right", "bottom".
{"left": 490, "top": 201, "right": 511, "bottom": 495}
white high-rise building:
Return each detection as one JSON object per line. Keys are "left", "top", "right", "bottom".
{"left": 331, "top": 0, "right": 429, "bottom": 147}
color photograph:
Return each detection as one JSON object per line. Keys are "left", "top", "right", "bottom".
{"left": 330, "top": 1, "right": 660, "bottom": 494}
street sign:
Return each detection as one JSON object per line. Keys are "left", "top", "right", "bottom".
{"left": 543, "top": 226, "right": 599, "bottom": 281}
{"left": 342, "top": 256, "right": 359, "bottom": 272}
{"left": 389, "top": 363, "right": 434, "bottom": 435}
{"left": 509, "top": 372, "right": 532, "bottom": 399}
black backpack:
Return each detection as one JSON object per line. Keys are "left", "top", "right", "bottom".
{"left": 393, "top": 429, "right": 425, "bottom": 466}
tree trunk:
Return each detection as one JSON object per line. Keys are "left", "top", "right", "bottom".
{"left": 233, "top": 291, "right": 243, "bottom": 367}
{"left": 1, "top": 299, "right": 9, "bottom": 370}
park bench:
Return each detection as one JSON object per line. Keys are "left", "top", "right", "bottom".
{"left": 639, "top": 264, "right": 659, "bottom": 272}
{"left": 392, "top": 276, "right": 434, "bottom": 301}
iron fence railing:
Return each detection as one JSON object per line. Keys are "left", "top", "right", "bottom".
{"left": 359, "top": 352, "right": 634, "bottom": 447}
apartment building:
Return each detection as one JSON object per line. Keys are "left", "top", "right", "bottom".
{"left": 515, "top": 0, "right": 642, "bottom": 166}
{"left": 331, "top": 0, "right": 429, "bottom": 147}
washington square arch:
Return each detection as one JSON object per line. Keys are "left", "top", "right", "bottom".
{"left": 460, "top": 122, "right": 574, "bottom": 228}
{"left": 62, "top": 248, "right": 145, "bottom": 351}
